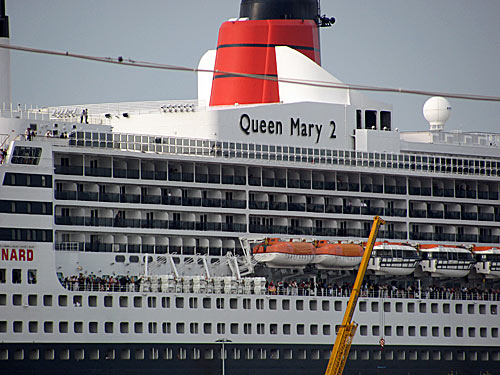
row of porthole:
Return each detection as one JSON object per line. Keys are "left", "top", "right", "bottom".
{"left": 2, "top": 292, "right": 498, "bottom": 317}
{"left": 1, "top": 346, "right": 499, "bottom": 362}
{"left": 1, "top": 320, "right": 499, "bottom": 340}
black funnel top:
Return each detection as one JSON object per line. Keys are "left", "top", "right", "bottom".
{"left": 239, "top": 0, "right": 319, "bottom": 21}
{"left": 0, "top": 0, "right": 9, "bottom": 38}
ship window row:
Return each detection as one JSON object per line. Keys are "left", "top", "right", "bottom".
{"left": 53, "top": 152, "right": 500, "bottom": 200}
{"left": 10, "top": 146, "right": 42, "bottom": 165}
{"left": 60, "top": 132, "right": 500, "bottom": 178}
{"left": 0, "top": 269, "right": 37, "bottom": 285}
{"left": 2, "top": 173, "right": 52, "bottom": 188}
{"left": 1, "top": 346, "right": 499, "bottom": 362}
{"left": 358, "top": 324, "right": 498, "bottom": 339}
{"left": 3, "top": 292, "right": 498, "bottom": 317}
{"left": 3, "top": 319, "right": 497, "bottom": 339}
{"left": 0, "top": 200, "right": 52, "bottom": 215}
{"left": 0, "top": 228, "right": 53, "bottom": 242}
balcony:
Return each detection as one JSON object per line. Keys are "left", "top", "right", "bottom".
{"left": 234, "top": 176, "right": 246, "bottom": 185}
{"left": 478, "top": 213, "right": 494, "bottom": 222}
{"left": 427, "top": 210, "right": 444, "bottom": 219}
{"left": 462, "top": 212, "right": 478, "bottom": 221}
{"left": 249, "top": 224, "right": 288, "bottom": 234}
{"left": 287, "top": 226, "right": 312, "bottom": 235}
{"left": 249, "top": 201, "right": 268, "bottom": 210}
{"left": 99, "top": 192, "right": 120, "bottom": 203}
{"left": 141, "top": 195, "right": 161, "bottom": 204}
{"left": 300, "top": 180, "right": 311, "bottom": 189}
{"left": 456, "top": 234, "right": 478, "bottom": 242}
{"left": 248, "top": 177, "right": 261, "bottom": 186}
{"left": 162, "top": 196, "right": 181, "bottom": 205}
{"left": 409, "top": 232, "right": 433, "bottom": 241}
{"left": 409, "top": 209, "right": 426, "bottom": 218}
{"left": 478, "top": 235, "right": 500, "bottom": 244}
{"left": 343, "top": 206, "right": 360, "bottom": 215}
{"left": 395, "top": 186, "right": 407, "bottom": 194}
{"left": 202, "top": 198, "right": 221, "bottom": 208}
{"left": 312, "top": 181, "right": 324, "bottom": 190}
{"left": 141, "top": 220, "right": 168, "bottom": 229}
{"left": 307, "top": 204, "right": 324, "bottom": 213}
{"left": 221, "top": 223, "right": 247, "bottom": 232}
{"left": 288, "top": 203, "right": 305, "bottom": 212}
{"left": 208, "top": 174, "right": 220, "bottom": 184}
{"left": 443, "top": 188, "right": 454, "bottom": 197}
{"left": 195, "top": 222, "right": 221, "bottom": 231}
{"left": 182, "top": 197, "right": 202, "bottom": 207}
{"left": 362, "top": 207, "right": 384, "bottom": 216}
{"left": 287, "top": 179, "right": 300, "bottom": 188}
{"left": 168, "top": 221, "right": 195, "bottom": 230}
{"left": 78, "top": 191, "right": 99, "bottom": 201}
{"left": 166, "top": 170, "right": 181, "bottom": 181}
{"left": 181, "top": 173, "right": 194, "bottom": 182}
{"left": 222, "top": 199, "right": 246, "bottom": 209}
{"left": 113, "top": 169, "right": 139, "bottom": 179}
{"left": 269, "top": 202, "right": 287, "bottom": 211}
{"left": 274, "top": 178, "right": 286, "bottom": 188}
{"left": 85, "top": 167, "right": 111, "bottom": 177}
{"left": 313, "top": 227, "right": 337, "bottom": 236}
{"left": 325, "top": 205, "right": 342, "bottom": 214}
{"left": 379, "top": 231, "right": 407, "bottom": 240}
{"left": 444, "top": 211, "right": 460, "bottom": 220}
{"left": 55, "top": 165, "right": 83, "bottom": 176}
{"left": 55, "top": 191, "right": 77, "bottom": 200}
{"left": 222, "top": 176, "right": 235, "bottom": 184}
{"left": 324, "top": 181, "right": 335, "bottom": 190}
{"left": 120, "top": 194, "right": 140, "bottom": 204}
{"left": 432, "top": 233, "right": 455, "bottom": 241}
{"left": 262, "top": 177, "right": 274, "bottom": 187}
{"left": 195, "top": 174, "right": 208, "bottom": 183}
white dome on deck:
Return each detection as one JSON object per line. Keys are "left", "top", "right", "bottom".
{"left": 423, "top": 96, "right": 452, "bottom": 131}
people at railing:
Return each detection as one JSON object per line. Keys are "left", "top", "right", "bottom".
{"left": 58, "top": 273, "right": 500, "bottom": 301}
{"left": 60, "top": 273, "right": 140, "bottom": 292}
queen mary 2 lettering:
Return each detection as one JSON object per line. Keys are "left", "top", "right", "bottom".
{"left": 239, "top": 113, "right": 333, "bottom": 143}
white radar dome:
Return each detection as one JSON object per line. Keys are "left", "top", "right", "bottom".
{"left": 423, "top": 96, "right": 452, "bottom": 131}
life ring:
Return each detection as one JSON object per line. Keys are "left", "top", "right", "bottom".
{"left": 379, "top": 338, "right": 385, "bottom": 348}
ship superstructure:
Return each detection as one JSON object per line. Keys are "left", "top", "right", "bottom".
{"left": 0, "top": 1, "right": 499, "bottom": 375}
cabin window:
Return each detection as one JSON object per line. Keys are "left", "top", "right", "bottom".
{"left": 381, "top": 111, "right": 391, "bottom": 130}
{"left": 365, "top": 110, "right": 377, "bottom": 129}
{"left": 356, "top": 110, "right": 362, "bottom": 129}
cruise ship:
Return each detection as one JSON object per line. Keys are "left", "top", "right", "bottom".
{"left": 1, "top": 1, "right": 499, "bottom": 374}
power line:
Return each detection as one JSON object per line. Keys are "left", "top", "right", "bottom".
{"left": 1, "top": 42, "right": 500, "bottom": 102}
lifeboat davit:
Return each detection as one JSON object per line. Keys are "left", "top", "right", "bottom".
{"left": 472, "top": 246, "right": 500, "bottom": 279}
{"left": 368, "top": 242, "right": 420, "bottom": 276}
{"left": 419, "top": 244, "right": 474, "bottom": 278}
{"left": 312, "top": 241, "right": 364, "bottom": 270}
{"left": 253, "top": 238, "right": 315, "bottom": 268}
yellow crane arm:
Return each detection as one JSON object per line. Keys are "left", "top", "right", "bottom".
{"left": 324, "top": 216, "right": 385, "bottom": 375}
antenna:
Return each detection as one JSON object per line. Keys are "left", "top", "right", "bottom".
{"left": 0, "top": 0, "right": 9, "bottom": 38}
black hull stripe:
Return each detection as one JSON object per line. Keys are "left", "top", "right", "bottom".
{"left": 217, "top": 43, "right": 319, "bottom": 52}
{"left": 0, "top": 342, "right": 498, "bottom": 375}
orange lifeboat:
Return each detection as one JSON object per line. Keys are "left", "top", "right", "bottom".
{"left": 312, "top": 241, "right": 364, "bottom": 270}
{"left": 253, "top": 238, "right": 315, "bottom": 268}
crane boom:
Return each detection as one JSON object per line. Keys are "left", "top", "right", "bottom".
{"left": 324, "top": 216, "right": 385, "bottom": 375}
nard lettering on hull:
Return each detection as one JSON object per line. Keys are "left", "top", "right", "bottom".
{"left": 1, "top": 248, "right": 34, "bottom": 262}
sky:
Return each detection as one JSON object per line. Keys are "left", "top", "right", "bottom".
{"left": 4, "top": 0, "right": 500, "bottom": 133}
